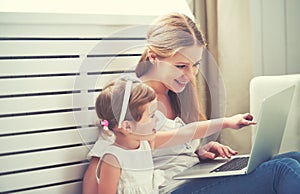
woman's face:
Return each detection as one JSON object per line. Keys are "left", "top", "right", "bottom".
{"left": 155, "top": 45, "right": 203, "bottom": 93}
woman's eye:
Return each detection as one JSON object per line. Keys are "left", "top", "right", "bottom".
{"left": 193, "top": 62, "right": 200, "bottom": 68}
{"left": 176, "top": 65, "right": 186, "bottom": 69}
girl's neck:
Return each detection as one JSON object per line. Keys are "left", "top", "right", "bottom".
{"left": 114, "top": 133, "right": 140, "bottom": 150}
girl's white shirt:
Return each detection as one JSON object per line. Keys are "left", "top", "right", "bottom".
{"left": 88, "top": 110, "right": 201, "bottom": 193}
{"left": 96, "top": 141, "right": 164, "bottom": 194}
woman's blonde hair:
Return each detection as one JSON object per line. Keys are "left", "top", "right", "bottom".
{"left": 95, "top": 78, "right": 156, "bottom": 130}
{"left": 136, "top": 12, "right": 207, "bottom": 123}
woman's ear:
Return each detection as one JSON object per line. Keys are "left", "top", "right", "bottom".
{"left": 147, "top": 49, "right": 157, "bottom": 65}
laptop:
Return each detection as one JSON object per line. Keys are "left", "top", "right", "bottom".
{"left": 173, "top": 85, "right": 295, "bottom": 180}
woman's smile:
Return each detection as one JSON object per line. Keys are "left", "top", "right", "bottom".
{"left": 175, "top": 79, "right": 188, "bottom": 87}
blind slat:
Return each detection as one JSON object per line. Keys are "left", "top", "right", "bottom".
{"left": 17, "top": 182, "right": 83, "bottom": 194}
{"left": 0, "top": 110, "right": 97, "bottom": 135}
{"left": 0, "top": 24, "right": 125, "bottom": 37}
{"left": 0, "top": 127, "right": 98, "bottom": 154}
{"left": 0, "top": 74, "right": 123, "bottom": 96}
{"left": 0, "top": 56, "right": 139, "bottom": 76}
{"left": 0, "top": 163, "right": 88, "bottom": 193}
{"left": 0, "top": 40, "right": 146, "bottom": 56}
{"left": 0, "top": 58, "right": 81, "bottom": 76}
{"left": 0, "top": 145, "right": 92, "bottom": 174}
{"left": 0, "top": 93, "right": 87, "bottom": 115}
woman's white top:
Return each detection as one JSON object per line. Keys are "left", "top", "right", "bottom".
{"left": 152, "top": 112, "right": 200, "bottom": 193}
{"left": 88, "top": 111, "right": 201, "bottom": 193}
{"left": 96, "top": 141, "right": 164, "bottom": 194}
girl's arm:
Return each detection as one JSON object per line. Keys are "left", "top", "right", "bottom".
{"left": 98, "top": 154, "right": 121, "bottom": 194}
{"left": 153, "top": 113, "right": 256, "bottom": 149}
{"left": 83, "top": 157, "right": 100, "bottom": 194}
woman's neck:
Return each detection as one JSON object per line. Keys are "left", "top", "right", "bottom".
{"left": 141, "top": 77, "right": 169, "bottom": 96}
{"left": 141, "top": 76, "right": 176, "bottom": 119}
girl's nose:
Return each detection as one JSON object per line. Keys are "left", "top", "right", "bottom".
{"left": 155, "top": 115, "right": 159, "bottom": 123}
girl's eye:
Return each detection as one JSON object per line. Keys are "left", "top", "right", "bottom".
{"left": 150, "top": 114, "right": 155, "bottom": 118}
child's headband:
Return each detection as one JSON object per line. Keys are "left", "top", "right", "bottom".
{"left": 118, "top": 76, "right": 141, "bottom": 128}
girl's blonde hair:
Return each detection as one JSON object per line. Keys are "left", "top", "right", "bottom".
{"left": 95, "top": 78, "right": 156, "bottom": 130}
{"left": 136, "top": 12, "right": 207, "bottom": 123}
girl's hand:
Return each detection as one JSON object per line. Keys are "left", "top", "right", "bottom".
{"left": 225, "top": 113, "right": 256, "bottom": 129}
{"left": 197, "top": 141, "right": 238, "bottom": 160}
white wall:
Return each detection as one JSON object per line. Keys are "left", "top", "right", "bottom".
{"left": 206, "top": 0, "right": 300, "bottom": 154}
{"left": 216, "top": 0, "right": 254, "bottom": 154}
{"left": 251, "top": 0, "right": 300, "bottom": 76}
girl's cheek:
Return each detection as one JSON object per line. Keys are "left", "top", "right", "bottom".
{"left": 135, "top": 123, "right": 153, "bottom": 135}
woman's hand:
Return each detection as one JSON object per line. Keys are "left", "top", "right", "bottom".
{"left": 196, "top": 141, "right": 238, "bottom": 160}
{"left": 225, "top": 113, "right": 256, "bottom": 129}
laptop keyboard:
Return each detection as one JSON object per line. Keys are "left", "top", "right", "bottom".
{"left": 210, "top": 157, "right": 249, "bottom": 173}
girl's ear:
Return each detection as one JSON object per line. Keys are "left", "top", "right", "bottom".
{"left": 147, "top": 49, "right": 157, "bottom": 65}
{"left": 119, "top": 120, "right": 134, "bottom": 135}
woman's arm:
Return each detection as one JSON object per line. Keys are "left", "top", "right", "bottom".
{"left": 98, "top": 154, "right": 121, "bottom": 194}
{"left": 153, "top": 113, "right": 256, "bottom": 149}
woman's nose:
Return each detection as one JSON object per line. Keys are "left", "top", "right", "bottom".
{"left": 183, "top": 67, "right": 195, "bottom": 81}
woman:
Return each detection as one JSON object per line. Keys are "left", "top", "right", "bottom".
{"left": 83, "top": 13, "right": 300, "bottom": 194}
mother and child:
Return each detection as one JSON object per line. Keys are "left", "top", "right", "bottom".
{"left": 83, "top": 13, "right": 300, "bottom": 194}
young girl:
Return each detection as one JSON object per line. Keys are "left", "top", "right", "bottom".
{"left": 95, "top": 76, "right": 255, "bottom": 194}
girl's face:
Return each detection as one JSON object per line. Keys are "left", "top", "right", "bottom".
{"left": 155, "top": 45, "right": 203, "bottom": 93}
{"left": 131, "top": 99, "right": 158, "bottom": 140}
